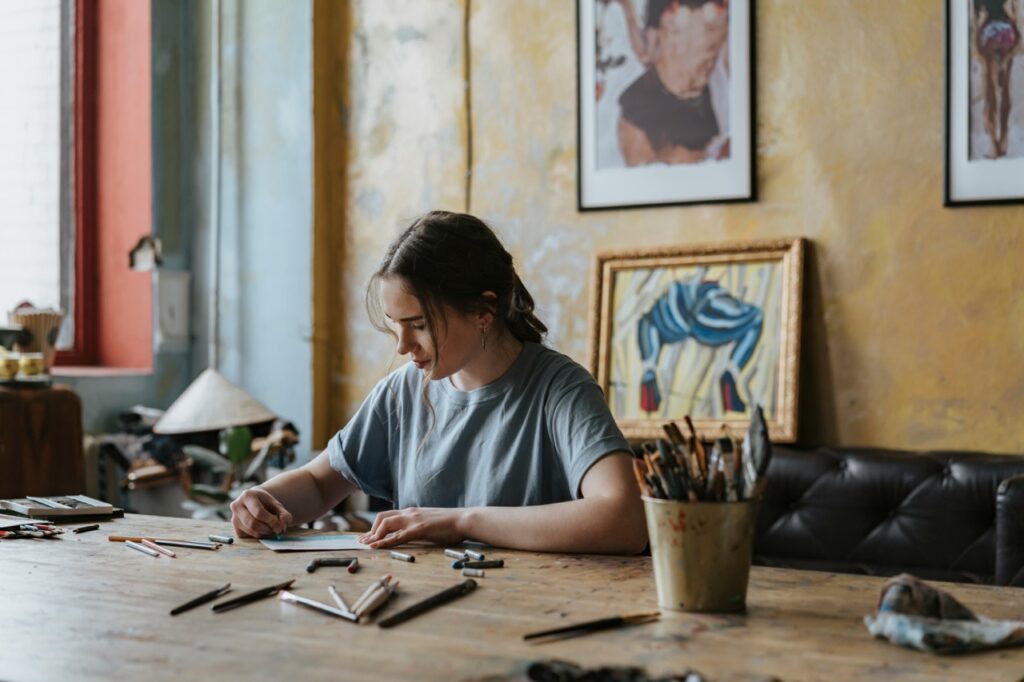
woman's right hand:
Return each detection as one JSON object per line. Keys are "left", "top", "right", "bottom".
{"left": 230, "top": 487, "right": 294, "bottom": 538}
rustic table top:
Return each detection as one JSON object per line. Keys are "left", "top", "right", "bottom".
{"left": 2, "top": 514, "right": 1023, "bottom": 681}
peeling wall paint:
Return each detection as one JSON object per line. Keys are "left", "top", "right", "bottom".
{"left": 331, "top": 0, "right": 1024, "bottom": 452}
{"left": 330, "top": 1, "right": 467, "bottom": 432}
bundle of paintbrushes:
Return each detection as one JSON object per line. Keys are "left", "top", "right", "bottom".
{"left": 632, "top": 405, "right": 772, "bottom": 503}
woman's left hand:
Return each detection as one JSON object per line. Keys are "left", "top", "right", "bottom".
{"left": 358, "top": 506, "right": 467, "bottom": 549}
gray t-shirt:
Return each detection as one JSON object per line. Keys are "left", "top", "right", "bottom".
{"left": 327, "top": 342, "right": 631, "bottom": 509}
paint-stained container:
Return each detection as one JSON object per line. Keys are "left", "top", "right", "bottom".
{"left": 643, "top": 496, "right": 758, "bottom": 613}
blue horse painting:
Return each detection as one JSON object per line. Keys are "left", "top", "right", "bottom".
{"left": 637, "top": 276, "right": 763, "bottom": 414}
{"left": 605, "top": 260, "right": 781, "bottom": 423}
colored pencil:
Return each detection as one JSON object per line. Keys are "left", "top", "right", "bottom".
{"left": 279, "top": 590, "right": 358, "bottom": 622}
{"left": 377, "top": 579, "right": 477, "bottom": 629}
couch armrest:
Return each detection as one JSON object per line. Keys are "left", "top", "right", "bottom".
{"left": 996, "top": 474, "right": 1024, "bottom": 586}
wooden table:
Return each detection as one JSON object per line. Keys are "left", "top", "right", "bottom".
{"left": 3, "top": 515, "right": 1023, "bottom": 681}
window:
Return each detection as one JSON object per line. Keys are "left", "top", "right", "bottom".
{"left": 0, "top": 0, "right": 152, "bottom": 369}
{"left": 0, "top": 0, "right": 75, "bottom": 348}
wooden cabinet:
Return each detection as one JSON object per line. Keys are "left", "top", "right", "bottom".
{"left": 0, "top": 385, "right": 84, "bottom": 498}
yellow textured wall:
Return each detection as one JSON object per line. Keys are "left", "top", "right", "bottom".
{"left": 327, "top": 0, "right": 1024, "bottom": 452}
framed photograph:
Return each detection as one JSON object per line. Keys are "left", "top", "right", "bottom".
{"left": 576, "top": 0, "right": 755, "bottom": 210}
{"left": 588, "top": 238, "right": 804, "bottom": 442}
{"left": 945, "top": 0, "right": 1024, "bottom": 205}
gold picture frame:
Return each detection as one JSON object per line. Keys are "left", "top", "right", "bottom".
{"left": 588, "top": 238, "right": 804, "bottom": 443}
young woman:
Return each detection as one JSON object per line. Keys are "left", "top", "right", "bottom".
{"left": 230, "top": 211, "right": 647, "bottom": 555}
{"left": 974, "top": 0, "right": 1021, "bottom": 158}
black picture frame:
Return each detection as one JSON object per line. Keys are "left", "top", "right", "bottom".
{"left": 945, "top": 0, "right": 1024, "bottom": 206}
{"left": 576, "top": 0, "right": 756, "bottom": 211}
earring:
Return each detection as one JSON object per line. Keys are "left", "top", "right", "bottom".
{"left": 480, "top": 326, "right": 487, "bottom": 350}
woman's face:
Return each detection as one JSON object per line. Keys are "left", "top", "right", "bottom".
{"left": 379, "top": 277, "right": 482, "bottom": 380}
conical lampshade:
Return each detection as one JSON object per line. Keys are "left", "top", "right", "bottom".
{"left": 153, "top": 368, "right": 276, "bottom": 434}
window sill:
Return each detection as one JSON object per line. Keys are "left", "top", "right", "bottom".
{"left": 52, "top": 366, "right": 152, "bottom": 378}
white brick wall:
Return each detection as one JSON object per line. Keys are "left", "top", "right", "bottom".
{"left": 0, "top": 0, "right": 64, "bottom": 320}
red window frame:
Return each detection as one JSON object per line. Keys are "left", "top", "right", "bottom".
{"left": 56, "top": 0, "right": 152, "bottom": 370}
{"left": 57, "top": 0, "right": 98, "bottom": 366}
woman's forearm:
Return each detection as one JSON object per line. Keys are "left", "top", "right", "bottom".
{"left": 457, "top": 494, "right": 647, "bottom": 555}
{"left": 255, "top": 451, "right": 356, "bottom": 527}
{"left": 257, "top": 466, "right": 330, "bottom": 526}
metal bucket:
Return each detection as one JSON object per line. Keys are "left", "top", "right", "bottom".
{"left": 643, "top": 496, "right": 758, "bottom": 613}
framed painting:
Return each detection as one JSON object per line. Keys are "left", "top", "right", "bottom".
{"left": 945, "top": 0, "right": 1024, "bottom": 205}
{"left": 588, "top": 238, "right": 804, "bottom": 442}
{"left": 576, "top": 0, "right": 755, "bottom": 210}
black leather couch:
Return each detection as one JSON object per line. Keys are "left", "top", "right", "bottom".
{"left": 754, "top": 445, "right": 1024, "bottom": 586}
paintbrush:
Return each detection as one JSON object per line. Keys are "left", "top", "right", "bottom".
{"left": 523, "top": 611, "right": 660, "bottom": 641}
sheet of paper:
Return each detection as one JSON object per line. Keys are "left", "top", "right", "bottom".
{"left": 0, "top": 513, "right": 35, "bottom": 529}
{"left": 259, "top": 534, "right": 372, "bottom": 552}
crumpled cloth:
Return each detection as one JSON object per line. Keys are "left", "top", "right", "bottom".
{"left": 864, "top": 573, "right": 1024, "bottom": 654}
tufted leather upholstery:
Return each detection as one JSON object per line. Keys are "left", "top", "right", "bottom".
{"left": 997, "top": 474, "right": 1024, "bottom": 585}
{"left": 754, "top": 446, "right": 1024, "bottom": 585}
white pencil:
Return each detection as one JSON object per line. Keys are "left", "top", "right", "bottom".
{"left": 125, "top": 540, "right": 160, "bottom": 557}
{"left": 328, "top": 584, "right": 351, "bottom": 613}
{"left": 355, "top": 582, "right": 397, "bottom": 619}
{"left": 278, "top": 591, "right": 358, "bottom": 622}
{"left": 350, "top": 575, "right": 391, "bottom": 614}
{"left": 141, "top": 538, "right": 176, "bottom": 557}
